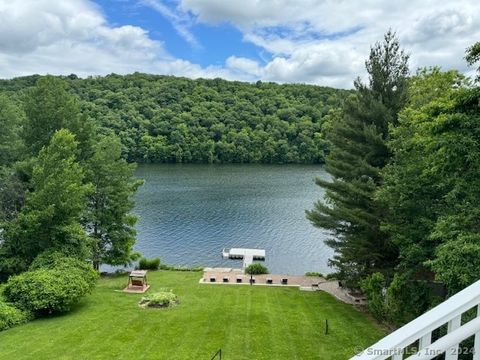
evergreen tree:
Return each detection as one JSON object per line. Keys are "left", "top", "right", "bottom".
{"left": 0, "top": 130, "right": 92, "bottom": 275}
{"left": 85, "top": 136, "right": 143, "bottom": 270}
{"left": 306, "top": 31, "right": 409, "bottom": 286}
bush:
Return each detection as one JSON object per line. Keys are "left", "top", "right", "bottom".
{"left": 29, "top": 252, "right": 98, "bottom": 289}
{"left": 139, "top": 290, "right": 179, "bottom": 308}
{"left": 245, "top": 263, "right": 268, "bottom": 275}
{"left": 0, "top": 301, "right": 32, "bottom": 331}
{"left": 385, "top": 273, "right": 431, "bottom": 326}
{"left": 138, "top": 257, "right": 160, "bottom": 270}
{"left": 305, "top": 272, "right": 323, "bottom": 277}
{"left": 159, "top": 264, "right": 203, "bottom": 272}
{"left": 360, "top": 272, "right": 387, "bottom": 321}
{"left": 325, "top": 273, "right": 338, "bottom": 281}
{"left": 4, "top": 268, "right": 91, "bottom": 315}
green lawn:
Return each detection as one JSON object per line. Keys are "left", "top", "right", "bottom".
{"left": 0, "top": 271, "right": 384, "bottom": 360}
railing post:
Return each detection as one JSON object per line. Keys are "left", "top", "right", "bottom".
{"left": 474, "top": 306, "right": 480, "bottom": 360}
{"left": 419, "top": 332, "right": 432, "bottom": 350}
{"left": 392, "top": 353, "right": 403, "bottom": 360}
{"left": 445, "top": 315, "right": 462, "bottom": 360}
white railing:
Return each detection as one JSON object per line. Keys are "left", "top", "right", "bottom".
{"left": 351, "top": 279, "right": 480, "bottom": 360}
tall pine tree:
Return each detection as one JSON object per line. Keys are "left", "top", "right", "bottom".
{"left": 307, "top": 31, "right": 409, "bottom": 286}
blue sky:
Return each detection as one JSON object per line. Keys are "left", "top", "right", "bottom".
{"left": 97, "top": 0, "right": 269, "bottom": 67}
{"left": 0, "top": 0, "right": 478, "bottom": 88}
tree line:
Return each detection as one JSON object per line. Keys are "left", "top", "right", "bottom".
{"left": 308, "top": 31, "right": 480, "bottom": 325}
{"left": 0, "top": 74, "right": 348, "bottom": 164}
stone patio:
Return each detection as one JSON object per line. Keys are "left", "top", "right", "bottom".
{"left": 200, "top": 267, "right": 362, "bottom": 305}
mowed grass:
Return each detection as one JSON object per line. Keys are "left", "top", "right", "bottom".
{"left": 0, "top": 271, "right": 384, "bottom": 360}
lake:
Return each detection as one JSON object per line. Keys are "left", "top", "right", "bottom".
{"left": 133, "top": 164, "right": 333, "bottom": 275}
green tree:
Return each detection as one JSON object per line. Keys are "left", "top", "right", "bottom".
{"left": 22, "top": 76, "right": 94, "bottom": 159}
{"left": 0, "top": 95, "right": 23, "bottom": 166}
{"left": 380, "top": 68, "right": 479, "bottom": 309}
{"left": 379, "top": 69, "right": 468, "bottom": 276}
{"left": 307, "top": 31, "right": 409, "bottom": 287}
{"left": 0, "top": 130, "right": 92, "bottom": 275}
{"left": 0, "top": 168, "right": 26, "bottom": 223}
{"left": 85, "top": 136, "right": 143, "bottom": 270}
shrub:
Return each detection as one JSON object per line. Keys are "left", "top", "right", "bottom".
{"left": 385, "top": 273, "right": 431, "bottom": 326}
{"left": 305, "top": 272, "right": 323, "bottom": 277}
{"left": 4, "top": 268, "right": 91, "bottom": 315}
{"left": 360, "top": 272, "right": 387, "bottom": 321}
{"left": 0, "top": 301, "right": 32, "bottom": 331}
{"left": 245, "top": 263, "right": 268, "bottom": 275}
{"left": 29, "top": 251, "right": 98, "bottom": 290}
{"left": 325, "top": 273, "right": 338, "bottom": 281}
{"left": 139, "top": 290, "right": 179, "bottom": 308}
{"left": 138, "top": 257, "right": 160, "bottom": 270}
{"left": 159, "top": 264, "right": 203, "bottom": 272}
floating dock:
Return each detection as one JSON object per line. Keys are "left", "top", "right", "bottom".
{"left": 222, "top": 248, "right": 266, "bottom": 268}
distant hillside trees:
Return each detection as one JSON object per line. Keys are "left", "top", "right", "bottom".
{"left": 0, "top": 75, "right": 348, "bottom": 164}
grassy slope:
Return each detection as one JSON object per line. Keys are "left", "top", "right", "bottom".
{"left": 0, "top": 271, "right": 384, "bottom": 360}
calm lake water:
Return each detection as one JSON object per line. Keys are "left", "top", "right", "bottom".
{"left": 132, "top": 164, "right": 333, "bottom": 275}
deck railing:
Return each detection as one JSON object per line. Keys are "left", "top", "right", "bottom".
{"left": 351, "top": 279, "right": 480, "bottom": 360}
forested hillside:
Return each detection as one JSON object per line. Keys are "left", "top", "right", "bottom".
{"left": 0, "top": 74, "right": 348, "bottom": 164}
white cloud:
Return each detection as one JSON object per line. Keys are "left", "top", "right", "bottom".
{"left": 179, "top": 0, "right": 480, "bottom": 87}
{"left": 0, "top": 0, "right": 233, "bottom": 80}
{"left": 140, "top": 0, "right": 200, "bottom": 48}
{"left": 0, "top": 0, "right": 166, "bottom": 77}
{"left": 0, "top": 0, "right": 479, "bottom": 88}
{"left": 226, "top": 56, "right": 262, "bottom": 78}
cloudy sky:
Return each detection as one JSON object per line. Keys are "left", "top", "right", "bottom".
{"left": 0, "top": 0, "right": 478, "bottom": 88}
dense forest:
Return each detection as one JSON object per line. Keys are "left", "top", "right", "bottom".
{"left": 0, "top": 75, "right": 348, "bottom": 164}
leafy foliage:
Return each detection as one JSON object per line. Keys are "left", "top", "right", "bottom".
{"left": 138, "top": 257, "right": 161, "bottom": 270}
{"left": 0, "top": 300, "right": 32, "bottom": 332}
{"left": 245, "top": 263, "right": 268, "bottom": 275}
{"left": 139, "top": 290, "right": 179, "bottom": 308}
{"left": 21, "top": 76, "right": 95, "bottom": 159}
{"left": 0, "top": 95, "right": 23, "bottom": 166}
{"left": 1, "top": 130, "right": 92, "bottom": 274}
{"left": 360, "top": 273, "right": 386, "bottom": 321}
{"left": 305, "top": 272, "right": 323, "bottom": 277}
{"left": 0, "top": 74, "right": 348, "bottom": 164}
{"left": 3, "top": 268, "right": 91, "bottom": 315}
{"left": 0, "top": 76, "right": 141, "bottom": 274}
{"left": 380, "top": 69, "right": 479, "bottom": 288}
{"left": 29, "top": 251, "right": 98, "bottom": 289}
{"left": 385, "top": 274, "right": 431, "bottom": 326}
{"left": 85, "top": 136, "right": 143, "bottom": 269}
